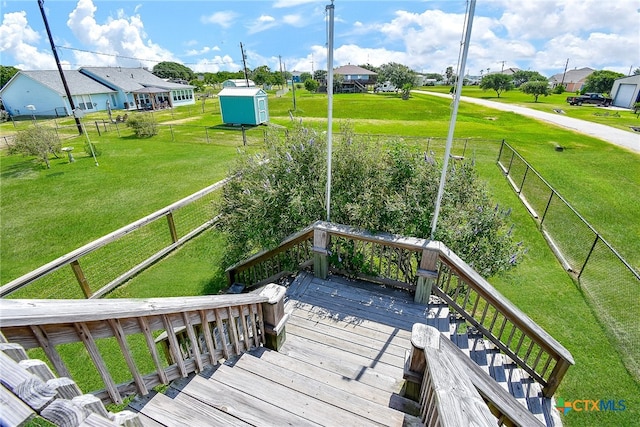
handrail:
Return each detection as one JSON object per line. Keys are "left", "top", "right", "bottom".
{"left": 226, "top": 221, "right": 574, "bottom": 397}
{"left": 0, "top": 287, "right": 287, "bottom": 405}
{"left": 1, "top": 178, "right": 230, "bottom": 298}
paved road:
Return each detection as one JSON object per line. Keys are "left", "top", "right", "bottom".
{"left": 413, "top": 90, "right": 640, "bottom": 154}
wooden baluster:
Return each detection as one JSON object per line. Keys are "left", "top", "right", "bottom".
{"left": 214, "top": 309, "right": 230, "bottom": 359}
{"left": 30, "top": 326, "right": 71, "bottom": 379}
{"left": 239, "top": 305, "right": 252, "bottom": 351}
{"left": 74, "top": 322, "right": 122, "bottom": 404}
{"left": 138, "top": 317, "right": 168, "bottom": 384}
{"left": 161, "top": 315, "right": 187, "bottom": 378}
{"left": 107, "top": 319, "right": 148, "bottom": 396}
{"left": 227, "top": 307, "right": 241, "bottom": 355}
{"left": 249, "top": 304, "right": 260, "bottom": 348}
{"left": 181, "top": 312, "right": 203, "bottom": 372}
{"left": 199, "top": 310, "right": 217, "bottom": 366}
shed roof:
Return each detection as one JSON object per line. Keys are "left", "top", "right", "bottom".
{"left": 223, "top": 79, "right": 256, "bottom": 87}
{"left": 13, "top": 70, "right": 116, "bottom": 96}
{"left": 218, "top": 87, "right": 267, "bottom": 97}
{"left": 614, "top": 74, "right": 640, "bottom": 84}
{"left": 80, "top": 67, "right": 194, "bottom": 91}
{"left": 334, "top": 65, "right": 377, "bottom": 76}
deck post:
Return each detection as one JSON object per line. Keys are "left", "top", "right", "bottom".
{"left": 403, "top": 323, "right": 440, "bottom": 401}
{"left": 259, "top": 284, "right": 289, "bottom": 351}
{"left": 415, "top": 249, "right": 438, "bottom": 304}
{"left": 313, "top": 228, "right": 329, "bottom": 279}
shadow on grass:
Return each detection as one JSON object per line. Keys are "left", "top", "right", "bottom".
{"left": 0, "top": 159, "right": 43, "bottom": 180}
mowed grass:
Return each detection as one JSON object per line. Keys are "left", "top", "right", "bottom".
{"left": 2, "top": 92, "right": 639, "bottom": 426}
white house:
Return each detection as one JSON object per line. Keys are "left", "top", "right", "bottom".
{"left": 0, "top": 70, "right": 116, "bottom": 117}
{"left": 610, "top": 74, "right": 640, "bottom": 109}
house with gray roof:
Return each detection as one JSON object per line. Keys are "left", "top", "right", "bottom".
{"left": 549, "top": 67, "right": 595, "bottom": 93}
{"left": 80, "top": 67, "right": 195, "bottom": 111}
{"left": 0, "top": 67, "right": 195, "bottom": 118}
{"left": 0, "top": 70, "right": 116, "bottom": 118}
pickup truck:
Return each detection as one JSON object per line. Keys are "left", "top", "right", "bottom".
{"left": 566, "top": 93, "right": 612, "bottom": 106}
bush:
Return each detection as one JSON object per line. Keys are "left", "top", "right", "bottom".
{"left": 552, "top": 85, "right": 565, "bottom": 94}
{"left": 304, "top": 79, "right": 319, "bottom": 93}
{"left": 125, "top": 113, "right": 158, "bottom": 137}
{"left": 8, "top": 126, "right": 61, "bottom": 168}
{"left": 217, "top": 123, "right": 524, "bottom": 277}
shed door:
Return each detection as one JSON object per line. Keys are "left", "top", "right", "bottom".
{"left": 613, "top": 84, "right": 636, "bottom": 108}
{"left": 258, "top": 98, "right": 267, "bottom": 122}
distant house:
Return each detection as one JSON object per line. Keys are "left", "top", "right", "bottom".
{"left": 610, "top": 74, "right": 640, "bottom": 109}
{"left": 0, "top": 67, "right": 195, "bottom": 118}
{"left": 81, "top": 67, "right": 195, "bottom": 111}
{"left": 218, "top": 87, "right": 269, "bottom": 125}
{"left": 331, "top": 65, "right": 377, "bottom": 93}
{"left": 222, "top": 79, "right": 256, "bottom": 88}
{"left": 0, "top": 70, "right": 116, "bottom": 118}
{"left": 549, "top": 67, "right": 595, "bottom": 93}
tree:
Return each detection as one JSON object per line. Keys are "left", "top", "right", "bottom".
{"left": 152, "top": 62, "right": 195, "bottom": 81}
{"left": 1, "top": 65, "right": 20, "bottom": 89}
{"left": 479, "top": 74, "right": 514, "bottom": 97}
{"left": 251, "top": 65, "right": 273, "bottom": 86}
{"left": 299, "top": 72, "right": 312, "bottom": 83}
{"left": 189, "top": 79, "right": 205, "bottom": 92}
{"left": 445, "top": 66, "right": 455, "bottom": 85}
{"left": 520, "top": 80, "right": 550, "bottom": 102}
{"left": 511, "top": 70, "right": 547, "bottom": 88}
{"left": 377, "top": 62, "right": 416, "bottom": 96}
{"left": 304, "top": 79, "right": 319, "bottom": 93}
{"left": 634, "top": 68, "right": 640, "bottom": 76}
{"left": 424, "top": 73, "right": 443, "bottom": 82}
{"left": 9, "top": 126, "right": 61, "bottom": 168}
{"left": 314, "top": 70, "right": 327, "bottom": 82}
{"left": 217, "top": 123, "right": 524, "bottom": 278}
{"left": 581, "top": 70, "right": 625, "bottom": 95}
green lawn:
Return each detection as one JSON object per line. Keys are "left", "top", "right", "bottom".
{"left": 2, "top": 92, "right": 638, "bottom": 426}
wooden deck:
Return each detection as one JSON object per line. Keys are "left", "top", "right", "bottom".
{"left": 130, "top": 272, "right": 560, "bottom": 426}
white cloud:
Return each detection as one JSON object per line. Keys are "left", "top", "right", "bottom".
{"left": 273, "top": 0, "right": 322, "bottom": 8}
{"left": 247, "top": 14, "right": 278, "bottom": 34}
{"left": 0, "top": 11, "right": 56, "bottom": 69}
{"left": 190, "top": 55, "right": 240, "bottom": 73}
{"left": 65, "top": 0, "right": 178, "bottom": 68}
{"left": 283, "top": 14, "right": 304, "bottom": 26}
{"left": 200, "top": 11, "right": 239, "bottom": 28}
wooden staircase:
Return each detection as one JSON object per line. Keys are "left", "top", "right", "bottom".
{"left": 128, "top": 272, "right": 561, "bottom": 426}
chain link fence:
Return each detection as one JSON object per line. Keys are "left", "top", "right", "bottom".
{"left": 498, "top": 141, "right": 640, "bottom": 380}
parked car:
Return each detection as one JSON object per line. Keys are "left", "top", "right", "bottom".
{"left": 375, "top": 81, "right": 398, "bottom": 93}
{"left": 566, "top": 93, "right": 612, "bottom": 106}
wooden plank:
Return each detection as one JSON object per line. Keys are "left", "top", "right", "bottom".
{"left": 108, "top": 319, "right": 148, "bottom": 396}
{"left": 30, "top": 325, "right": 71, "bottom": 378}
{"left": 288, "top": 312, "right": 410, "bottom": 356}
{"left": 138, "top": 391, "right": 251, "bottom": 427}
{"left": 161, "top": 315, "right": 186, "bottom": 378}
{"left": 234, "top": 351, "right": 406, "bottom": 426}
{"left": 280, "top": 334, "right": 404, "bottom": 393}
{"left": 173, "top": 374, "right": 321, "bottom": 427}
{"left": 199, "top": 310, "right": 217, "bottom": 366}
{"left": 74, "top": 322, "right": 122, "bottom": 404}
{"left": 138, "top": 317, "right": 168, "bottom": 385}
{"left": 0, "top": 383, "right": 35, "bottom": 426}
{"left": 128, "top": 413, "right": 165, "bottom": 427}
{"left": 238, "top": 305, "right": 251, "bottom": 351}
{"left": 286, "top": 322, "right": 405, "bottom": 368}
{"left": 213, "top": 309, "right": 230, "bottom": 359}
{"left": 212, "top": 363, "right": 388, "bottom": 427}
{"left": 181, "top": 312, "right": 203, "bottom": 372}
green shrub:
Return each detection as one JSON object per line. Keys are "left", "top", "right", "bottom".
{"left": 125, "top": 113, "right": 158, "bottom": 137}
{"left": 552, "top": 85, "right": 565, "bottom": 94}
{"left": 8, "top": 126, "right": 61, "bottom": 168}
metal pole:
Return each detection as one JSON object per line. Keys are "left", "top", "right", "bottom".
{"left": 430, "top": 0, "right": 476, "bottom": 239}
{"left": 325, "top": 0, "right": 335, "bottom": 222}
{"left": 38, "top": 0, "right": 83, "bottom": 135}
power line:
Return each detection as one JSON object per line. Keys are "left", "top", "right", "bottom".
{"left": 56, "top": 45, "right": 238, "bottom": 67}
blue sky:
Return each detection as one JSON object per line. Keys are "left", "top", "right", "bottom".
{"left": 1, "top": 0, "right": 638, "bottom": 78}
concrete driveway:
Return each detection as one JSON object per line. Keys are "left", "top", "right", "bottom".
{"left": 413, "top": 90, "right": 640, "bottom": 154}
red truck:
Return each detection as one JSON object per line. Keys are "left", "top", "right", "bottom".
{"left": 566, "top": 93, "right": 612, "bottom": 106}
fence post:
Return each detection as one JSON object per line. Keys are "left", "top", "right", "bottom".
{"left": 313, "top": 228, "right": 329, "bottom": 279}
{"left": 578, "top": 234, "right": 599, "bottom": 280}
{"left": 94, "top": 121, "right": 101, "bottom": 136}
{"left": 496, "top": 139, "right": 505, "bottom": 165}
{"left": 170, "top": 124, "right": 174, "bottom": 141}
{"left": 518, "top": 165, "right": 529, "bottom": 195}
{"left": 506, "top": 146, "right": 516, "bottom": 175}
{"left": 205, "top": 127, "right": 210, "bottom": 143}
{"left": 540, "top": 191, "right": 554, "bottom": 227}
{"left": 415, "top": 249, "right": 438, "bottom": 304}
{"left": 70, "top": 261, "right": 92, "bottom": 298}
{"left": 260, "top": 283, "right": 289, "bottom": 351}
{"left": 166, "top": 212, "right": 179, "bottom": 243}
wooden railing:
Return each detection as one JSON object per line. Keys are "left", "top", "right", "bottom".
{"left": 0, "top": 285, "right": 287, "bottom": 405}
{"left": 404, "top": 324, "right": 545, "bottom": 427}
{"left": 227, "top": 221, "right": 574, "bottom": 397}
{"left": 1, "top": 178, "right": 230, "bottom": 299}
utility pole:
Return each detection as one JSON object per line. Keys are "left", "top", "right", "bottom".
{"left": 325, "top": 0, "right": 335, "bottom": 222}
{"left": 278, "top": 55, "right": 284, "bottom": 89}
{"left": 38, "top": 0, "right": 82, "bottom": 134}
{"left": 240, "top": 42, "right": 249, "bottom": 86}
{"left": 560, "top": 58, "right": 569, "bottom": 88}
{"left": 497, "top": 60, "right": 506, "bottom": 73}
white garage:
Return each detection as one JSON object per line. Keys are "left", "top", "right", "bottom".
{"left": 611, "top": 74, "right": 640, "bottom": 109}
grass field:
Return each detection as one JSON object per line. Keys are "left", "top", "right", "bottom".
{"left": 1, "top": 90, "right": 639, "bottom": 426}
